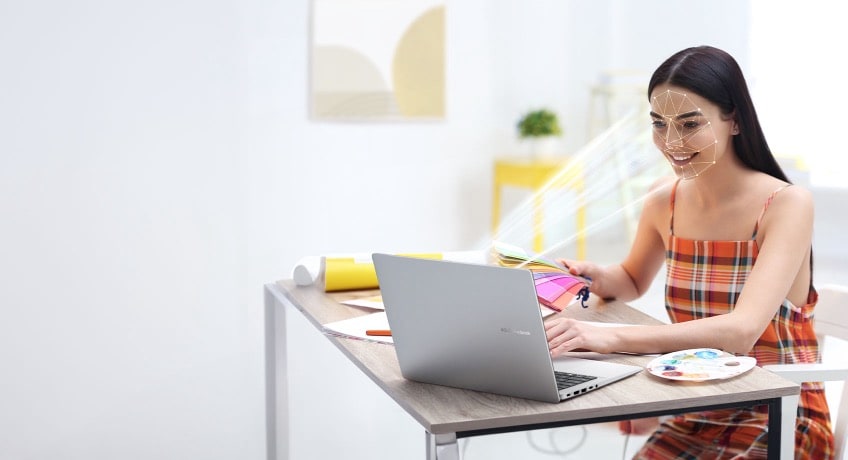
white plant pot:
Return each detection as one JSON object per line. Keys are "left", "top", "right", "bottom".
{"left": 529, "top": 136, "right": 560, "bottom": 158}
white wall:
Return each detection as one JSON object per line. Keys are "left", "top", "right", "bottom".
{"left": 749, "top": 0, "right": 848, "bottom": 187}
{"left": 0, "top": 1, "right": 754, "bottom": 459}
{"left": 1, "top": 1, "right": 261, "bottom": 459}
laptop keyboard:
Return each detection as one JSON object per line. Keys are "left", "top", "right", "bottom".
{"left": 554, "top": 371, "right": 598, "bottom": 390}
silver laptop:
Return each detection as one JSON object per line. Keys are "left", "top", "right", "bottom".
{"left": 372, "top": 253, "right": 642, "bottom": 403}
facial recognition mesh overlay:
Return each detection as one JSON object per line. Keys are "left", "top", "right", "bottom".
{"left": 650, "top": 90, "right": 719, "bottom": 180}
{"left": 489, "top": 110, "right": 668, "bottom": 261}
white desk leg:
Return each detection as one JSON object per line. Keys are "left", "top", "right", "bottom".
{"left": 426, "top": 432, "right": 459, "bottom": 460}
{"left": 779, "top": 393, "right": 799, "bottom": 460}
{"left": 265, "top": 286, "right": 289, "bottom": 460}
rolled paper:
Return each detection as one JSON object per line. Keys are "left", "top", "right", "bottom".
{"left": 292, "top": 256, "right": 323, "bottom": 286}
{"left": 291, "top": 250, "right": 487, "bottom": 292}
{"left": 324, "top": 253, "right": 443, "bottom": 292}
{"left": 323, "top": 256, "right": 381, "bottom": 291}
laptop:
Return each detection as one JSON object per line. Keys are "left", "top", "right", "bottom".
{"left": 372, "top": 253, "right": 642, "bottom": 403}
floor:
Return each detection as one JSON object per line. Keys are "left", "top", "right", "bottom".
{"left": 284, "top": 180, "right": 846, "bottom": 460}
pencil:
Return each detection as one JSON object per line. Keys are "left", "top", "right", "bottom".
{"left": 365, "top": 329, "right": 392, "bottom": 337}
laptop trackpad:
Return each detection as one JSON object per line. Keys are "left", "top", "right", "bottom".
{"left": 552, "top": 356, "right": 639, "bottom": 380}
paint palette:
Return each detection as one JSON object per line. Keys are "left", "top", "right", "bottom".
{"left": 646, "top": 348, "right": 757, "bottom": 382}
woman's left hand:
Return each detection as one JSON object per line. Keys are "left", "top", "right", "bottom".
{"left": 544, "top": 317, "right": 616, "bottom": 356}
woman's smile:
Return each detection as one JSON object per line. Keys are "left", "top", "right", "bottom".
{"left": 665, "top": 149, "right": 698, "bottom": 165}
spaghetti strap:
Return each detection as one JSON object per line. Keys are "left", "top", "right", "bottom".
{"left": 669, "top": 179, "right": 681, "bottom": 235}
{"left": 751, "top": 185, "right": 792, "bottom": 239}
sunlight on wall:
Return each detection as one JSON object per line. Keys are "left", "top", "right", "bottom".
{"left": 750, "top": 1, "right": 848, "bottom": 188}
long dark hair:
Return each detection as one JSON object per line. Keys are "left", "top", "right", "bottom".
{"left": 650, "top": 46, "right": 815, "bottom": 287}
{"left": 648, "top": 46, "right": 789, "bottom": 183}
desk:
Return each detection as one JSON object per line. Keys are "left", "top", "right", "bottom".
{"left": 492, "top": 157, "right": 586, "bottom": 259}
{"left": 266, "top": 280, "right": 800, "bottom": 460}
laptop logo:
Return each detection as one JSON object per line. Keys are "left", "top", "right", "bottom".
{"left": 500, "top": 327, "right": 531, "bottom": 336}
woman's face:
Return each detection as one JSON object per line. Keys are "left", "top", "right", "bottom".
{"left": 649, "top": 84, "right": 736, "bottom": 180}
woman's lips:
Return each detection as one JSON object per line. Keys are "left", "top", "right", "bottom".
{"left": 666, "top": 151, "right": 698, "bottom": 165}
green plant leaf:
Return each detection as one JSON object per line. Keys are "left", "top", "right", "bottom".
{"left": 517, "top": 109, "right": 563, "bottom": 138}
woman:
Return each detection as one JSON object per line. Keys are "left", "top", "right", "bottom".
{"left": 545, "top": 46, "right": 834, "bottom": 459}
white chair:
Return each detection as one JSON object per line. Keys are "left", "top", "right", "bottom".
{"left": 764, "top": 283, "right": 848, "bottom": 460}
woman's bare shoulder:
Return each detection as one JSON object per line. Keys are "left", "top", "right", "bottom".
{"left": 755, "top": 179, "right": 815, "bottom": 237}
{"left": 782, "top": 182, "right": 813, "bottom": 200}
{"left": 770, "top": 182, "right": 814, "bottom": 214}
{"left": 642, "top": 176, "right": 676, "bottom": 212}
{"left": 630, "top": 176, "right": 675, "bottom": 234}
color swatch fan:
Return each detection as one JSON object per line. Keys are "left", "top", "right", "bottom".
{"left": 493, "top": 242, "right": 591, "bottom": 311}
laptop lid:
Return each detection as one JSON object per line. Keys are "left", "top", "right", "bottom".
{"left": 372, "top": 253, "right": 641, "bottom": 403}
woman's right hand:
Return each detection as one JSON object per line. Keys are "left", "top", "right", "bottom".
{"left": 556, "top": 259, "right": 613, "bottom": 298}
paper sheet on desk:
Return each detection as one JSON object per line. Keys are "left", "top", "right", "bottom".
{"left": 340, "top": 295, "right": 384, "bottom": 310}
{"left": 325, "top": 306, "right": 556, "bottom": 344}
{"left": 323, "top": 312, "right": 393, "bottom": 344}
{"left": 341, "top": 296, "right": 556, "bottom": 317}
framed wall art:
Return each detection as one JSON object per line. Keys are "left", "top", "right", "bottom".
{"left": 310, "top": 0, "right": 446, "bottom": 120}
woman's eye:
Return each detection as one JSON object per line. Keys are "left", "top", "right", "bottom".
{"left": 651, "top": 120, "right": 666, "bottom": 129}
{"left": 682, "top": 120, "right": 699, "bottom": 129}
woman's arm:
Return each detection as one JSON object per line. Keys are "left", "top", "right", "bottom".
{"left": 723, "top": 185, "right": 815, "bottom": 351}
{"left": 546, "top": 186, "right": 815, "bottom": 356}
{"left": 561, "top": 180, "right": 669, "bottom": 301}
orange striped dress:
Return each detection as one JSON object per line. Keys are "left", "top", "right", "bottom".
{"left": 633, "top": 181, "right": 834, "bottom": 459}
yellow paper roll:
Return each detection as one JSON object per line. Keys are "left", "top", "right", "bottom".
{"left": 323, "top": 253, "right": 442, "bottom": 292}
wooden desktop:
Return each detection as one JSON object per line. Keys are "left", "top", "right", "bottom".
{"left": 266, "top": 280, "right": 800, "bottom": 460}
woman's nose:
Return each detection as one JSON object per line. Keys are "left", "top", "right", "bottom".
{"left": 665, "top": 125, "right": 684, "bottom": 147}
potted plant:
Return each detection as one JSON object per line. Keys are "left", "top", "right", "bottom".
{"left": 517, "top": 109, "right": 563, "bottom": 157}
